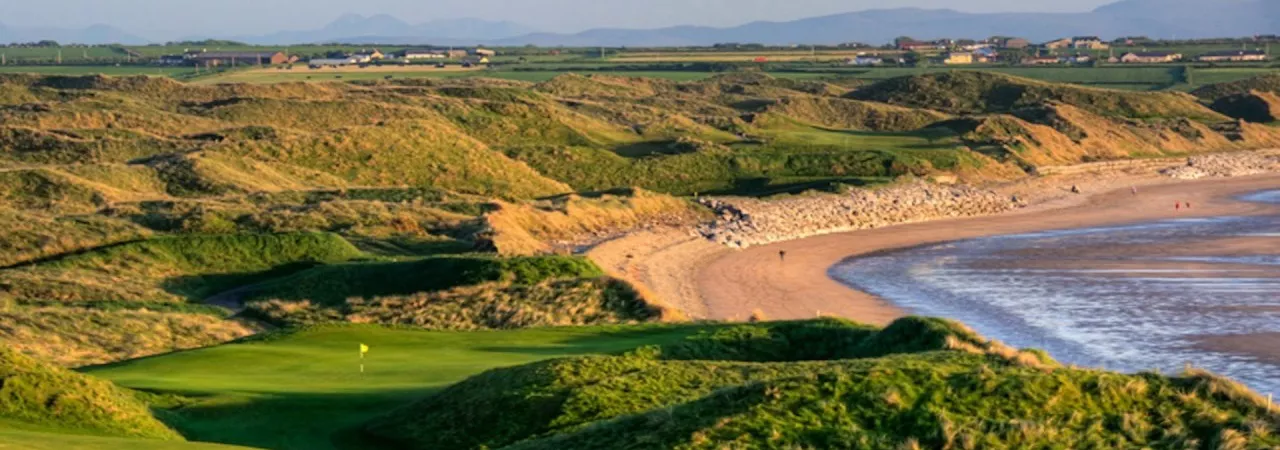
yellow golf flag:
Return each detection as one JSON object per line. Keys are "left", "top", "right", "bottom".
{"left": 360, "top": 343, "right": 370, "bottom": 356}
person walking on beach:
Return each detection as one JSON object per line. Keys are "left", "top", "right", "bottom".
{"left": 1176, "top": 202, "right": 1182, "bottom": 211}
{"left": 1131, "top": 186, "right": 1138, "bottom": 196}
{"left": 779, "top": 250, "right": 787, "bottom": 263}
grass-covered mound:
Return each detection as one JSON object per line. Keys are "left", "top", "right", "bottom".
{"left": 479, "top": 188, "right": 708, "bottom": 255}
{"left": 762, "top": 96, "right": 950, "bottom": 132}
{"left": 1, "top": 305, "right": 258, "bottom": 368}
{"left": 238, "top": 254, "right": 604, "bottom": 305}
{"left": 0, "top": 206, "right": 150, "bottom": 268}
{"left": 1211, "top": 90, "right": 1280, "bottom": 123}
{"left": 364, "top": 317, "right": 1279, "bottom": 450}
{"left": 245, "top": 277, "right": 663, "bottom": 330}
{"left": 850, "top": 71, "right": 1227, "bottom": 122}
{"left": 1193, "top": 73, "right": 1280, "bottom": 101}
{"left": 0, "top": 347, "right": 182, "bottom": 440}
{"left": 0, "top": 232, "right": 365, "bottom": 303}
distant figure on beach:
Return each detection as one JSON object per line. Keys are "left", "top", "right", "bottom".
{"left": 1071, "top": 185, "right": 1081, "bottom": 194}
{"left": 779, "top": 250, "right": 787, "bottom": 263}
{"left": 1131, "top": 186, "right": 1138, "bottom": 196}
{"left": 1176, "top": 202, "right": 1182, "bottom": 211}
{"left": 1186, "top": 202, "right": 1192, "bottom": 209}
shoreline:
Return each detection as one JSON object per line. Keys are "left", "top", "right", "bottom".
{"left": 590, "top": 171, "right": 1280, "bottom": 325}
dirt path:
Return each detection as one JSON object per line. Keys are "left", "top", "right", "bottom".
{"left": 592, "top": 173, "right": 1280, "bottom": 325}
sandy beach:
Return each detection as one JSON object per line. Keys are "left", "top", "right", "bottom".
{"left": 590, "top": 172, "right": 1280, "bottom": 325}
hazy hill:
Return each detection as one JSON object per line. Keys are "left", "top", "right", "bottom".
{"left": 491, "top": 0, "right": 1279, "bottom": 46}
{"left": 0, "top": 23, "right": 147, "bottom": 45}
{"left": 8, "top": 0, "right": 1278, "bottom": 46}
{"left": 220, "top": 14, "right": 540, "bottom": 45}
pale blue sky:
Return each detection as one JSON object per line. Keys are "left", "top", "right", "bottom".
{"left": 4, "top": 0, "right": 1116, "bottom": 39}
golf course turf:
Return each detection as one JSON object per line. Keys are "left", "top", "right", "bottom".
{"left": 74, "top": 324, "right": 714, "bottom": 450}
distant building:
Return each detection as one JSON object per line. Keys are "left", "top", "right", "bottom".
{"left": 897, "top": 39, "right": 945, "bottom": 51}
{"left": 473, "top": 48, "right": 497, "bottom": 57}
{"left": 186, "top": 51, "right": 294, "bottom": 66}
{"left": 1120, "top": 51, "right": 1182, "bottom": 63}
{"left": 1023, "top": 55, "right": 1062, "bottom": 65}
{"left": 1066, "top": 54, "right": 1093, "bottom": 64}
{"left": 942, "top": 52, "right": 974, "bottom": 65}
{"left": 1198, "top": 50, "right": 1269, "bottom": 62}
{"left": 848, "top": 55, "right": 884, "bottom": 66}
{"left": 1043, "top": 38, "right": 1072, "bottom": 50}
{"left": 352, "top": 49, "right": 384, "bottom": 62}
{"left": 403, "top": 49, "right": 447, "bottom": 59}
{"left": 308, "top": 56, "right": 360, "bottom": 68}
{"left": 157, "top": 54, "right": 187, "bottom": 65}
{"left": 1071, "top": 36, "right": 1109, "bottom": 50}
{"left": 995, "top": 37, "right": 1030, "bottom": 49}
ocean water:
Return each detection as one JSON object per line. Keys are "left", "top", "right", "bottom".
{"left": 832, "top": 192, "right": 1280, "bottom": 395}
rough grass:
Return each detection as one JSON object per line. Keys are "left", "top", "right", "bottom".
{"left": 244, "top": 277, "right": 663, "bottom": 330}
{"left": 850, "top": 71, "right": 1228, "bottom": 122}
{"left": 0, "top": 206, "right": 150, "bottom": 268}
{"left": 1193, "top": 73, "right": 1280, "bottom": 101}
{"left": 0, "top": 233, "right": 365, "bottom": 303}
{"left": 364, "top": 317, "right": 1279, "bottom": 450}
{"left": 0, "top": 347, "right": 182, "bottom": 440}
{"left": 763, "top": 96, "right": 951, "bottom": 132}
{"left": 479, "top": 188, "right": 707, "bottom": 255}
{"left": 0, "top": 305, "right": 258, "bottom": 368}
{"left": 237, "top": 254, "right": 605, "bottom": 306}
{"left": 1211, "top": 90, "right": 1280, "bottom": 123}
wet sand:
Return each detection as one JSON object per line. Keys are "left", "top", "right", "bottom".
{"left": 1197, "top": 333, "right": 1280, "bottom": 366}
{"left": 694, "top": 174, "right": 1280, "bottom": 325}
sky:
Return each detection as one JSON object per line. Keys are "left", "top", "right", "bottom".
{"left": 4, "top": 0, "right": 1118, "bottom": 39}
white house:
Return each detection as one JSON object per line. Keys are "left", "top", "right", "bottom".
{"left": 309, "top": 57, "right": 360, "bottom": 68}
{"left": 849, "top": 55, "right": 883, "bottom": 66}
{"left": 403, "top": 49, "right": 446, "bottom": 60}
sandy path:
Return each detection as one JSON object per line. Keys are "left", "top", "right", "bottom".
{"left": 592, "top": 173, "right": 1280, "bottom": 325}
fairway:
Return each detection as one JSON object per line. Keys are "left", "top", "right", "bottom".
{"left": 82, "top": 324, "right": 713, "bottom": 450}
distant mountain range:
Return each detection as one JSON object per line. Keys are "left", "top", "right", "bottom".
{"left": 2, "top": 0, "right": 1277, "bottom": 47}
{"left": 210, "top": 14, "right": 540, "bottom": 45}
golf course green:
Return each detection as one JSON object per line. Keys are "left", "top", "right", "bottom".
{"left": 19, "top": 324, "right": 711, "bottom": 450}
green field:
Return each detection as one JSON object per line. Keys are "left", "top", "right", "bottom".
{"left": 0, "top": 63, "right": 1273, "bottom": 90}
{"left": 71, "top": 324, "right": 710, "bottom": 450}
{"left": 0, "top": 65, "right": 199, "bottom": 77}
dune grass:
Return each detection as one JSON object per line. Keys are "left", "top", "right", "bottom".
{"left": 366, "top": 318, "right": 1280, "bottom": 450}
{"left": 83, "top": 323, "right": 714, "bottom": 450}
{"left": 0, "top": 348, "right": 183, "bottom": 441}
{"left": 238, "top": 254, "right": 603, "bottom": 305}
{"left": 0, "top": 233, "right": 366, "bottom": 304}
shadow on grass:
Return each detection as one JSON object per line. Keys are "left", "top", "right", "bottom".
{"left": 471, "top": 323, "right": 720, "bottom": 356}
{"left": 154, "top": 388, "right": 440, "bottom": 450}
{"left": 161, "top": 261, "right": 328, "bottom": 303}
